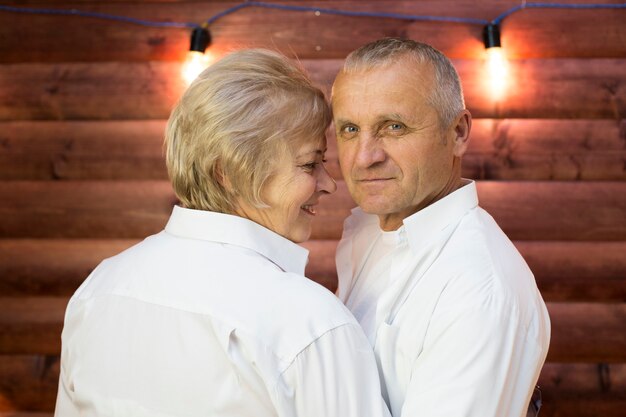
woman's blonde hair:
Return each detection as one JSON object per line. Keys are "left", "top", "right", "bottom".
{"left": 165, "top": 49, "right": 331, "bottom": 213}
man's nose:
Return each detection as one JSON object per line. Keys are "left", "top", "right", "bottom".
{"left": 355, "top": 134, "right": 386, "bottom": 168}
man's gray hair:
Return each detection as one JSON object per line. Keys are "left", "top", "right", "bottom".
{"left": 341, "top": 38, "right": 465, "bottom": 128}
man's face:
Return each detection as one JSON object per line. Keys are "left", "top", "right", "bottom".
{"left": 332, "top": 59, "right": 466, "bottom": 231}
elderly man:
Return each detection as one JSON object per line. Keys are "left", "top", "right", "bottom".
{"left": 331, "top": 38, "right": 550, "bottom": 417}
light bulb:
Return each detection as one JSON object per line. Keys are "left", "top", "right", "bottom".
{"left": 486, "top": 46, "right": 508, "bottom": 101}
{"left": 182, "top": 51, "right": 211, "bottom": 85}
{"left": 482, "top": 23, "right": 508, "bottom": 101}
{"left": 181, "top": 26, "right": 212, "bottom": 86}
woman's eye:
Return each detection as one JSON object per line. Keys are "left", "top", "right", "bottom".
{"left": 388, "top": 123, "right": 404, "bottom": 130}
{"left": 301, "top": 162, "right": 318, "bottom": 172}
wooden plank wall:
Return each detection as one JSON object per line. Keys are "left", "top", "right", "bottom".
{"left": 0, "top": 1, "right": 625, "bottom": 415}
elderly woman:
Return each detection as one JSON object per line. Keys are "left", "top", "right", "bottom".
{"left": 54, "top": 50, "right": 390, "bottom": 417}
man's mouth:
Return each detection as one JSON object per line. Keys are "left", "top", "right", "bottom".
{"left": 356, "top": 177, "right": 393, "bottom": 183}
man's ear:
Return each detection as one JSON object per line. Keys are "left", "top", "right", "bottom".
{"left": 452, "top": 109, "right": 472, "bottom": 157}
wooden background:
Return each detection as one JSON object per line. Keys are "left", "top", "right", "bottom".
{"left": 0, "top": 1, "right": 625, "bottom": 415}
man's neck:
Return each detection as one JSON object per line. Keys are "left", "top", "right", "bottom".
{"left": 377, "top": 176, "right": 465, "bottom": 231}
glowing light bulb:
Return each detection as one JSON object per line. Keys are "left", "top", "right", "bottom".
{"left": 482, "top": 23, "right": 509, "bottom": 101}
{"left": 182, "top": 51, "right": 211, "bottom": 85}
{"left": 181, "top": 26, "right": 212, "bottom": 85}
{"left": 486, "top": 46, "right": 508, "bottom": 101}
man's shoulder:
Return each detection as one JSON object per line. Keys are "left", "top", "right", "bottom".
{"left": 450, "top": 205, "right": 532, "bottom": 278}
{"left": 425, "top": 206, "right": 546, "bottom": 320}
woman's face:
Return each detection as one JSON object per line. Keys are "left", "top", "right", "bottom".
{"left": 236, "top": 137, "right": 336, "bottom": 243}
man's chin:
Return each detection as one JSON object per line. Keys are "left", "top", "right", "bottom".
{"left": 357, "top": 201, "right": 395, "bottom": 216}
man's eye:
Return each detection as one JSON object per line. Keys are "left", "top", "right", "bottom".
{"left": 388, "top": 123, "right": 404, "bottom": 130}
{"left": 342, "top": 125, "right": 358, "bottom": 134}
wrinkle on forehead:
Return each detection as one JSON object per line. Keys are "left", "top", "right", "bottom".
{"left": 293, "top": 137, "right": 327, "bottom": 157}
{"left": 332, "top": 61, "right": 437, "bottom": 126}
{"left": 296, "top": 149, "right": 325, "bottom": 159}
{"left": 333, "top": 56, "right": 434, "bottom": 95}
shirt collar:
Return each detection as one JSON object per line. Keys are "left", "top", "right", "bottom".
{"left": 164, "top": 206, "right": 309, "bottom": 275}
{"left": 402, "top": 179, "right": 478, "bottom": 253}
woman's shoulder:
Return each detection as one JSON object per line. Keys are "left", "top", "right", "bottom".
{"left": 73, "top": 233, "right": 359, "bottom": 361}
{"left": 278, "top": 271, "right": 356, "bottom": 324}
{"left": 236, "top": 271, "right": 360, "bottom": 364}
{"left": 250, "top": 269, "right": 357, "bottom": 330}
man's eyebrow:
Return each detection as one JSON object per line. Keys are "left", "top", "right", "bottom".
{"left": 334, "top": 119, "right": 353, "bottom": 127}
{"left": 377, "top": 113, "right": 409, "bottom": 122}
{"left": 336, "top": 114, "right": 410, "bottom": 126}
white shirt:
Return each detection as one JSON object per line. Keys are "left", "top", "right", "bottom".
{"left": 345, "top": 229, "right": 396, "bottom": 345}
{"left": 337, "top": 181, "right": 551, "bottom": 417}
{"left": 56, "top": 206, "right": 391, "bottom": 417}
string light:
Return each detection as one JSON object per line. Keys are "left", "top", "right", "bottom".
{"left": 1, "top": 2, "right": 624, "bottom": 95}
{"left": 181, "top": 26, "right": 212, "bottom": 85}
{"left": 482, "top": 23, "right": 508, "bottom": 101}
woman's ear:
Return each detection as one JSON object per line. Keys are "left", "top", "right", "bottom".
{"left": 452, "top": 109, "right": 472, "bottom": 157}
{"left": 214, "top": 160, "right": 235, "bottom": 193}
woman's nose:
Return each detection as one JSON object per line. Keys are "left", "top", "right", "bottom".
{"left": 317, "top": 164, "right": 337, "bottom": 194}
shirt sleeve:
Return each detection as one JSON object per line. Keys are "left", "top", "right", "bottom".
{"left": 400, "top": 305, "right": 545, "bottom": 417}
{"left": 274, "top": 323, "right": 391, "bottom": 417}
